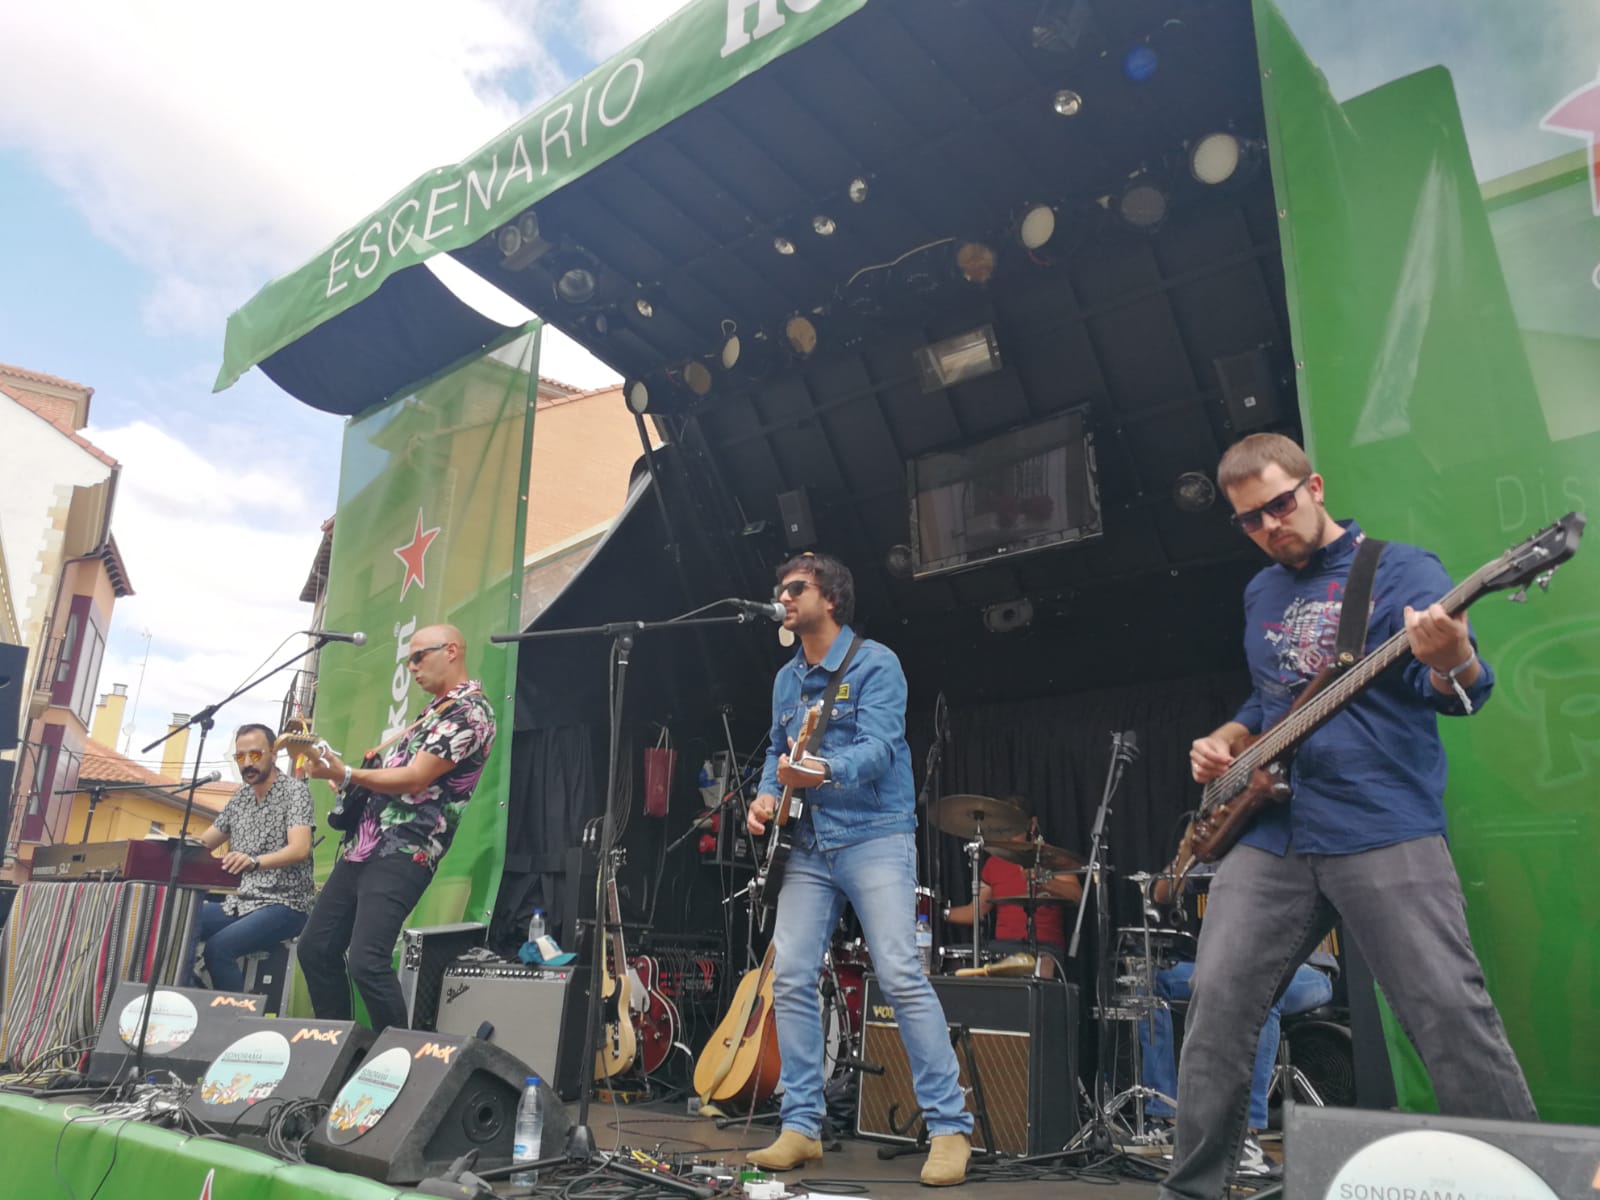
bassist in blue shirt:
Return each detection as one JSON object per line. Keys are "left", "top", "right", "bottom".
{"left": 744, "top": 553, "right": 973, "bottom": 1186}
{"left": 1160, "top": 435, "right": 1536, "bottom": 1200}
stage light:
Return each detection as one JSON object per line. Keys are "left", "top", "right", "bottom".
{"left": 719, "top": 321, "right": 741, "bottom": 370}
{"left": 1123, "top": 44, "right": 1158, "bottom": 82}
{"left": 555, "top": 264, "right": 598, "bottom": 305}
{"left": 884, "top": 544, "right": 914, "bottom": 579}
{"left": 812, "top": 215, "right": 837, "bottom": 236}
{"left": 495, "top": 211, "right": 550, "bottom": 270}
{"left": 1117, "top": 176, "right": 1169, "bottom": 231}
{"left": 1190, "top": 131, "right": 1242, "bottom": 185}
{"left": 983, "top": 598, "right": 1034, "bottom": 634}
{"left": 1019, "top": 203, "right": 1057, "bottom": 250}
{"left": 1173, "top": 471, "right": 1217, "bottom": 513}
{"left": 683, "top": 361, "right": 714, "bottom": 396}
{"left": 955, "top": 240, "right": 997, "bottom": 285}
{"left": 634, "top": 296, "right": 654, "bottom": 319}
{"left": 774, "top": 236, "right": 796, "bottom": 256}
{"left": 848, "top": 177, "right": 870, "bottom": 204}
{"left": 914, "top": 325, "right": 1002, "bottom": 393}
{"left": 1052, "top": 89, "right": 1083, "bottom": 117}
{"left": 624, "top": 379, "right": 651, "bottom": 414}
{"left": 784, "top": 314, "right": 819, "bottom": 357}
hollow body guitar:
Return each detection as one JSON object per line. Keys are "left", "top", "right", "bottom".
{"left": 629, "top": 955, "right": 680, "bottom": 1076}
{"left": 1164, "top": 513, "right": 1585, "bottom": 899}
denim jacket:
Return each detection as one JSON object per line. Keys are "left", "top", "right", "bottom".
{"left": 757, "top": 624, "right": 916, "bottom": 851}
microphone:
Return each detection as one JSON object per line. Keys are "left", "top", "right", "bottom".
{"left": 303, "top": 628, "right": 367, "bottom": 645}
{"left": 729, "top": 598, "right": 786, "bottom": 622}
{"left": 197, "top": 770, "right": 223, "bottom": 784}
{"left": 1116, "top": 730, "right": 1141, "bottom": 763}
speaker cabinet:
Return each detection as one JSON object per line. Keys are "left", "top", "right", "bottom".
{"left": 86, "top": 983, "right": 264, "bottom": 1085}
{"left": 398, "top": 922, "right": 485, "bottom": 1031}
{"left": 307, "top": 1028, "right": 570, "bottom": 1184}
{"left": 436, "top": 960, "right": 574, "bottom": 1085}
{"left": 856, "top": 974, "right": 1078, "bottom": 1156}
{"left": 777, "top": 487, "right": 817, "bottom": 550}
{"left": 185, "top": 1018, "right": 372, "bottom": 1138}
{"left": 1285, "top": 1103, "right": 1600, "bottom": 1198}
{"left": 1213, "top": 348, "right": 1286, "bottom": 432}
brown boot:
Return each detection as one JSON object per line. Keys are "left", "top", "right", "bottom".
{"left": 920, "top": 1132, "right": 971, "bottom": 1187}
{"left": 746, "top": 1130, "right": 824, "bottom": 1171}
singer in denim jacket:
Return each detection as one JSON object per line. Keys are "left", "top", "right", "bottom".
{"left": 744, "top": 553, "right": 972, "bottom": 1184}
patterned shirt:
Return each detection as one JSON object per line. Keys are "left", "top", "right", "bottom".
{"left": 344, "top": 679, "right": 496, "bottom": 870}
{"left": 213, "top": 773, "right": 316, "bottom": 915}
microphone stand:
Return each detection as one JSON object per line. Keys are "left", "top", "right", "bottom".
{"left": 115, "top": 635, "right": 336, "bottom": 1087}
{"left": 918, "top": 693, "right": 948, "bottom": 959}
{"left": 486, "top": 608, "right": 756, "bottom": 1196}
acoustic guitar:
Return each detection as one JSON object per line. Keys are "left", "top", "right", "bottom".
{"left": 692, "top": 943, "right": 781, "bottom": 1108}
{"left": 1161, "top": 512, "right": 1585, "bottom": 901}
{"left": 748, "top": 700, "right": 823, "bottom": 928}
{"left": 595, "top": 852, "right": 639, "bottom": 1079}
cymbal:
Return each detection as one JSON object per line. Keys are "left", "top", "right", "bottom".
{"left": 931, "top": 793, "right": 1028, "bottom": 839}
{"left": 985, "top": 836, "right": 1085, "bottom": 872}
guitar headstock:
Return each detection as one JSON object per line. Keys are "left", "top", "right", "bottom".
{"left": 794, "top": 699, "right": 825, "bottom": 757}
{"left": 1475, "top": 512, "right": 1586, "bottom": 598}
{"left": 275, "top": 730, "right": 332, "bottom": 765}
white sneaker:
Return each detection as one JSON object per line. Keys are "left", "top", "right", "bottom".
{"left": 1235, "top": 1133, "right": 1282, "bottom": 1179}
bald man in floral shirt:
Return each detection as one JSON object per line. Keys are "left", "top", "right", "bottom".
{"left": 299, "top": 623, "right": 496, "bottom": 1032}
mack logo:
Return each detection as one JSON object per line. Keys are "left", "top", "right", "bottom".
{"left": 1541, "top": 71, "right": 1600, "bottom": 216}
{"left": 871, "top": 1004, "right": 895, "bottom": 1020}
{"left": 723, "top": 0, "right": 827, "bottom": 58}
{"left": 291, "top": 1027, "right": 344, "bottom": 1045}
{"left": 415, "top": 1041, "right": 458, "bottom": 1064}
{"left": 210, "top": 996, "right": 259, "bottom": 1012}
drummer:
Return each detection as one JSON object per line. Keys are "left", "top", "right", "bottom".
{"left": 943, "top": 813, "right": 1082, "bottom": 977}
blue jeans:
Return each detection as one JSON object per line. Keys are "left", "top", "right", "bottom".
{"left": 1140, "top": 960, "right": 1332, "bottom": 1129}
{"left": 186, "top": 901, "right": 308, "bottom": 992}
{"left": 770, "top": 830, "right": 972, "bottom": 1139}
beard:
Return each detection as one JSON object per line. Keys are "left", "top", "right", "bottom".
{"left": 1264, "top": 507, "right": 1330, "bottom": 567}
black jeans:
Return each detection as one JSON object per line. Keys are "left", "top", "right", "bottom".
{"left": 297, "top": 854, "right": 432, "bottom": 1033}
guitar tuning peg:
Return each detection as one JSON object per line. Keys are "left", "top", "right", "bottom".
{"left": 1536, "top": 567, "right": 1557, "bottom": 592}
{"left": 1509, "top": 586, "right": 1529, "bottom": 604}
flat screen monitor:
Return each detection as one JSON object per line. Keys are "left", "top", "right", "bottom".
{"left": 907, "top": 408, "right": 1101, "bottom": 578}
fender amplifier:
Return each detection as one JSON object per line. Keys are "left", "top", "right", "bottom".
{"left": 436, "top": 959, "right": 575, "bottom": 1084}
{"left": 856, "top": 974, "right": 1078, "bottom": 1156}
{"left": 86, "top": 983, "right": 263, "bottom": 1085}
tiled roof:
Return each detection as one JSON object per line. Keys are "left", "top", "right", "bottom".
{"left": 1, "top": 382, "right": 118, "bottom": 467}
{"left": 0, "top": 362, "right": 93, "bottom": 393}
{"left": 78, "top": 737, "right": 230, "bottom": 812}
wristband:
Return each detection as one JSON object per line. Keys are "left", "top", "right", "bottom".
{"left": 342, "top": 763, "right": 354, "bottom": 789}
{"left": 1432, "top": 652, "right": 1477, "bottom": 714}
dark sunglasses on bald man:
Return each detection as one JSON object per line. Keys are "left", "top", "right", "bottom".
{"left": 408, "top": 642, "right": 448, "bottom": 666}
{"left": 1230, "top": 476, "right": 1312, "bottom": 533}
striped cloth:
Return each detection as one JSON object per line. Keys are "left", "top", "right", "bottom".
{"left": 0, "top": 880, "right": 200, "bottom": 1071}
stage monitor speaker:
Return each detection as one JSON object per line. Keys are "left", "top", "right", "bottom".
{"left": 1284, "top": 1103, "right": 1600, "bottom": 1199}
{"left": 1214, "top": 348, "right": 1286, "bottom": 433}
{"left": 856, "top": 974, "right": 1078, "bottom": 1156}
{"left": 185, "top": 1017, "right": 372, "bottom": 1138}
{"left": 398, "top": 922, "right": 486, "bottom": 1031}
{"left": 436, "top": 959, "right": 574, "bottom": 1084}
{"left": 86, "top": 982, "right": 264, "bottom": 1085}
{"left": 777, "top": 487, "right": 817, "bottom": 550}
{"left": 307, "top": 1028, "right": 570, "bottom": 1184}
{"left": 0, "top": 641, "right": 25, "bottom": 751}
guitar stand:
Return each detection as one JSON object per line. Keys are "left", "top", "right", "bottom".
{"left": 874, "top": 1024, "right": 997, "bottom": 1164}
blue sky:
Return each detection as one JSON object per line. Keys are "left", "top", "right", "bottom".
{"left": 0, "top": 0, "right": 679, "bottom": 772}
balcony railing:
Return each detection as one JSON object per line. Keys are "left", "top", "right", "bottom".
{"left": 32, "top": 634, "right": 65, "bottom": 696}
{"left": 280, "top": 668, "right": 318, "bottom": 733}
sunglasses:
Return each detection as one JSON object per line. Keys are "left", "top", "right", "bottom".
{"left": 408, "top": 642, "right": 448, "bottom": 666}
{"left": 773, "top": 579, "right": 817, "bottom": 601}
{"left": 233, "top": 749, "right": 267, "bottom": 765}
{"left": 1230, "top": 476, "right": 1312, "bottom": 533}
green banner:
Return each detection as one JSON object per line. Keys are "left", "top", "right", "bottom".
{"left": 1258, "top": 0, "right": 1600, "bottom": 1122}
{"left": 309, "top": 328, "right": 538, "bottom": 930}
{"left": 216, "top": 0, "right": 869, "bottom": 392}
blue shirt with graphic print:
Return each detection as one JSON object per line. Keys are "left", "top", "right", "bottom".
{"left": 757, "top": 624, "right": 916, "bottom": 852}
{"left": 1232, "top": 521, "right": 1493, "bottom": 856}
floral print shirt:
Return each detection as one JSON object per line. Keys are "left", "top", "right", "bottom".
{"left": 342, "top": 680, "right": 496, "bottom": 870}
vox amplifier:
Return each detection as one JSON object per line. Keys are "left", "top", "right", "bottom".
{"left": 856, "top": 974, "right": 1077, "bottom": 1156}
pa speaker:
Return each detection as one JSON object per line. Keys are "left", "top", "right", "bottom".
{"left": 86, "top": 983, "right": 264, "bottom": 1085}
{"left": 185, "top": 1018, "right": 372, "bottom": 1139}
{"left": 1284, "top": 1103, "right": 1600, "bottom": 1198}
{"left": 777, "top": 487, "right": 817, "bottom": 550}
{"left": 1214, "top": 348, "right": 1286, "bottom": 433}
{"left": 856, "top": 974, "right": 1078, "bottom": 1156}
{"left": 307, "top": 1028, "right": 571, "bottom": 1184}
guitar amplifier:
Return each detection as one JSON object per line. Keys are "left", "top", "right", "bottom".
{"left": 856, "top": 974, "right": 1078, "bottom": 1156}
{"left": 436, "top": 959, "right": 576, "bottom": 1084}
{"left": 398, "top": 922, "right": 486, "bottom": 1031}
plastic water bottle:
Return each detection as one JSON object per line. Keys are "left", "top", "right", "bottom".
{"left": 915, "top": 915, "right": 933, "bottom": 975}
{"left": 528, "top": 909, "right": 546, "bottom": 943}
{"left": 511, "top": 1075, "right": 544, "bottom": 1184}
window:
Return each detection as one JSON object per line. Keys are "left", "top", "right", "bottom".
{"left": 48, "top": 594, "right": 106, "bottom": 724}
{"left": 20, "top": 726, "right": 64, "bottom": 844}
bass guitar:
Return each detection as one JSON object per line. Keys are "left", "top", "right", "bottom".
{"left": 748, "top": 700, "right": 823, "bottom": 928}
{"left": 629, "top": 954, "right": 681, "bottom": 1077}
{"left": 595, "top": 850, "right": 639, "bottom": 1080}
{"left": 692, "top": 943, "right": 780, "bottom": 1108}
{"left": 1163, "top": 512, "right": 1585, "bottom": 900}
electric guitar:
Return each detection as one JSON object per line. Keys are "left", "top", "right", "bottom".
{"left": 594, "top": 850, "right": 639, "bottom": 1079}
{"left": 629, "top": 954, "right": 681, "bottom": 1076}
{"left": 273, "top": 728, "right": 377, "bottom": 836}
{"left": 1162, "top": 512, "right": 1585, "bottom": 900}
{"left": 747, "top": 700, "right": 823, "bottom": 928}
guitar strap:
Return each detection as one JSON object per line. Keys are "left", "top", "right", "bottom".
{"left": 1334, "top": 536, "right": 1387, "bottom": 667}
{"left": 807, "top": 633, "right": 865, "bottom": 749}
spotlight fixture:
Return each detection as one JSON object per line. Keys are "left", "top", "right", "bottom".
{"left": 719, "top": 320, "right": 741, "bottom": 370}
{"left": 623, "top": 378, "right": 651, "bottom": 415}
{"left": 848, "top": 177, "right": 870, "bottom": 204}
{"left": 914, "top": 325, "right": 1002, "bottom": 393}
{"left": 812, "top": 215, "right": 837, "bottom": 237}
{"left": 954, "top": 240, "right": 997, "bottom": 285}
{"left": 783, "top": 314, "right": 819, "bottom": 357}
{"left": 774, "top": 236, "right": 796, "bottom": 256}
{"left": 1172, "top": 471, "right": 1217, "bottom": 513}
{"left": 682, "top": 361, "right": 714, "bottom": 396}
{"left": 982, "top": 598, "right": 1035, "bottom": 634}
{"left": 884, "top": 544, "right": 914, "bottom": 579}
{"left": 634, "top": 295, "right": 654, "bottom": 319}
{"left": 549, "top": 251, "right": 600, "bottom": 304}
{"left": 1189, "top": 131, "right": 1242, "bottom": 185}
{"left": 1117, "top": 174, "right": 1169, "bottom": 231}
{"left": 495, "top": 211, "right": 550, "bottom": 270}
{"left": 1051, "top": 89, "right": 1083, "bottom": 117}
{"left": 1123, "top": 43, "right": 1158, "bottom": 82}
{"left": 1018, "top": 203, "right": 1058, "bottom": 251}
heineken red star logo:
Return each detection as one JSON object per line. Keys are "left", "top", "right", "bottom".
{"left": 1541, "top": 71, "right": 1600, "bottom": 215}
{"left": 197, "top": 1170, "right": 215, "bottom": 1200}
{"left": 394, "top": 508, "right": 441, "bottom": 600}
